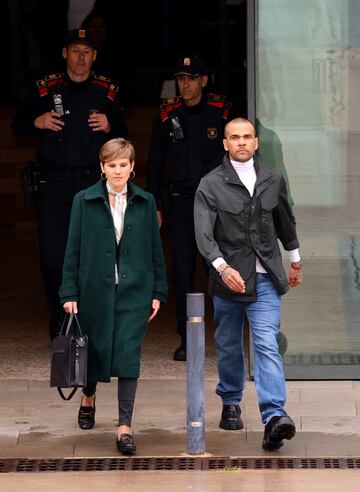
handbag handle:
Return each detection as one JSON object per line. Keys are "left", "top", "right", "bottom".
{"left": 57, "top": 387, "right": 78, "bottom": 401}
{"left": 59, "top": 312, "right": 84, "bottom": 337}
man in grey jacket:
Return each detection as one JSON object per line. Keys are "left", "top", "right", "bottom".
{"left": 194, "top": 118, "right": 302, "bottom": 451}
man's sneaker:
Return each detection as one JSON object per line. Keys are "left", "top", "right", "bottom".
{"left": 262, "top": 415, "right": 296, "bottom": 451}
{"left": 219, "top": 404, "right": 244, "bottom": 430}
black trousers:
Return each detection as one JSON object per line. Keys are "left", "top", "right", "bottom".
{"left": 36, "top": 171, "right": 99, "bottom": 339}
{"left": 83, "top": 378, "right": 138, "bottom": 426}
{"left": 169, "top": 194, "right": 209, "bottom": 337}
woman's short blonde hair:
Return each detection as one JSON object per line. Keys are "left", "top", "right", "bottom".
{"left": 99, "top": 138, "right": 135, "bottom": 163}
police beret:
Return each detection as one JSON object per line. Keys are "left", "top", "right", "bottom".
{"left": 65, "top": 29, "right": 96, "bottom": 49}
{"left": 174, "top": 56, "right": 208, "bottom": 77}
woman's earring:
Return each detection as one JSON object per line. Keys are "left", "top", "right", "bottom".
{"left": 101, "top": 172, "right": 106, "bottom": 181}
{"left": 130, "top": 170, "right": 136, "bottom": 180}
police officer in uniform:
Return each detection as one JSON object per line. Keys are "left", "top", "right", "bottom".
{"left": 146, "top": 56, "right": 231, "bottom": 360}
{"left": 12, "top": 29, "right": 128, "bottom": 340}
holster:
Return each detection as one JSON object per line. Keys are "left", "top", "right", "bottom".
{"left": 160, "top": 185, "right": 171, "bottom": 218}
{"left": 20, "top": 160, "right": 41, "bottom": 207}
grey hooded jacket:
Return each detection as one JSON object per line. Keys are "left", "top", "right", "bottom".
{"left": 194, "top": 154, "right": 299, "bottom": 301}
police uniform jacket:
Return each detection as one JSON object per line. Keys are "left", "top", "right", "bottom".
{"left": 146, "top": 93, "right": 231, "bottom": 207}
{"left": 194, "top": 154, "right": 300, "bottom": 302}
{"left": 12, "top": 72, "right": 128, "bottom": 171}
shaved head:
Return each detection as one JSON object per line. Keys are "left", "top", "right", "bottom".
{"left": 224, "top": 118, "right": 256, "bottom": 138}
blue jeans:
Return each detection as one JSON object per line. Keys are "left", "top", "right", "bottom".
{"left": 213, "top": 274, "right": 287, "bottom": 424}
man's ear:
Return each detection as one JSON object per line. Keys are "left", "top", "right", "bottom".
{"left": 201, "top": 75, "right": 208, "bottom": 88}
{"left": 62, "top": 47, "right": 68, "bottom": 60}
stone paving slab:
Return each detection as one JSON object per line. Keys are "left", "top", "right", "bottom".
{"left": 1, "top": 379, "right": 360, "bottom": 458}
{"left": 285, "top": 400, "right": 357, "bottom": 417}
{"left": 301, "top": 416, "right": 360, "bottom": 433}
{"left": 2, "top": 470, "right": 360, "bottom": 492}
{"left": 245, "top": 430, "right": 307, "bottom": 457}
{"left": 0, "top": 380, "right": 29, "bottom": 392}
{"left": 305, "top": 434, "right": 360, "bottom": 457}
{"left": 299, "top": 387, "right": 360, "bottom": 402}
{"left": 287, "top": 380, "right": 355, "bottom": 389}
{"left": 354, "top": 401, "right": 360, "bottom": 415}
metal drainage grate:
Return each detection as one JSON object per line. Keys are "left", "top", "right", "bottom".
{"left": 1, "top": 457, "right": 360, "bottom": 472}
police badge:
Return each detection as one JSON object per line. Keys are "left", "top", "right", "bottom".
{"left": 207, "top": 127, "right": 218, "bottom": 139}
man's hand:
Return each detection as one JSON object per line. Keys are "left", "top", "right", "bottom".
{"left": 218, "top": 265, "right": 246, "bottom": 293}
{"left": 88, "top": 112, "right": 110, "bottom": 133}
{"left": 34, "top": 112, "right": 64, "bottom": 131}
{"left": 289, "top": 262, "right": 302, "bottom": 288}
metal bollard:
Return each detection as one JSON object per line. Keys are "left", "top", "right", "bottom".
{"left": 186, "top": 292, "right": 205, "bottom": 455}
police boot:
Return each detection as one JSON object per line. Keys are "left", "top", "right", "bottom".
{"left": 173, "top": 334, "right": 186, "bottom": 361}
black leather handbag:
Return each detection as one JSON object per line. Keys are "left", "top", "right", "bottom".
{"left": 50, "top": 313, "right": 88, "bottom": 401}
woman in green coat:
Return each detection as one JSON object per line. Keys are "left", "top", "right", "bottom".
{"left": 59, "top": 138, "right": 168, "bottom": 455}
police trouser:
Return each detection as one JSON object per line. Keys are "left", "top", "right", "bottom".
{"left": 169, "top": 194, "right": 209, "bottom": 337}
{"left": 36, "top": 168, "right": 99, "bottom": 338}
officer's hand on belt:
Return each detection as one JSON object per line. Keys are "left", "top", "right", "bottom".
{"left": 34, "top": 112, "right": 64, "bottom": 132}
{"left": 88, "top": 112, "right": 110, "bottom": 133}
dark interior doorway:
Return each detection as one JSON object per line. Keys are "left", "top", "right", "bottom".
{"left": 0, "top": 0, "right": 249, "bottom": 367}
{"left": 2, "top": 0, "right": 248, "bottom": 112}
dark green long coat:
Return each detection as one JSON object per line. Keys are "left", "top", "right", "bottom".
{"left": 59, "top": 180, "right": 168, "bottom": 382}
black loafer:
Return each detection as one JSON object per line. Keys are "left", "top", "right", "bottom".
{"left": 116, "top": 433, "right": 137, "bottom": 455}
{"left": 262, "top": 415, "right": 296, "bottom": 451}
{"left": 219, "top": 404, "right": 244, "bottom": 430}
{"left": 78, "top": 396, "right": 96, "bottom": 430}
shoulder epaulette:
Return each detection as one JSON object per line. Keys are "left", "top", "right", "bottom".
{"left": 91, "top": 73, "right": 111, "bottom": 83}
{"left": 160, "top": 96, "right": 183, "bottom": 122}
{"left": 222, "top": 100, "right": 232, "bottom": 120}
{"left": 207, "top": 93, "right": 226, "bottom": 107}
{"left": 91, "top": 73, "right": 119, "bottom": 101}
{"left": 36, "top": 73, "right": 65, "bottom": 97}
{"left": 207, "top": 93, "right": 231, "bottom": 119}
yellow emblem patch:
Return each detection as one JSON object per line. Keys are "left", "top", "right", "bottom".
{"left": 207, "top": 127, "right": 218, "bottom": 139}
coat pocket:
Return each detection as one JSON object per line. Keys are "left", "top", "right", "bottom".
{"left": 215, "top": 198, "right": 246, "bottom": 244}
{"left": 260, "top": 197, "right": 277, "bottom": 242}
{"left": 216, "top": 197, "right": 244, "bottom": 215}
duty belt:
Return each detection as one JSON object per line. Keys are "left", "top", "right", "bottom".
{"left": 168, "top": 186, "right": 196, "bottom": 198}
{"left": 170, "top": 192, "right": 195, "bottom": 198}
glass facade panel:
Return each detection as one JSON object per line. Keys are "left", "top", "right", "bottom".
{"left": 256, "top": 0, "right": 360, "bottom": 377}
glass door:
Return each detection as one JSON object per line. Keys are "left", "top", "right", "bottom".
{"left": 252, "top": 0, "right": 360, "bottom": 378}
